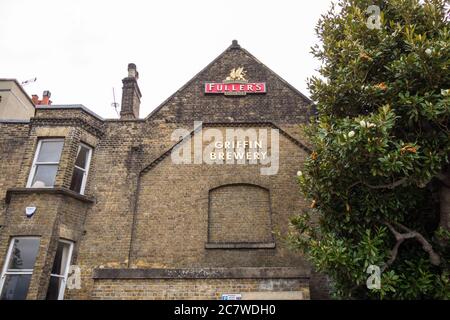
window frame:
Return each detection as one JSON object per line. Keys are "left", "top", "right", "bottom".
{"left": 26, "top": 138, "right": 65, "bottom": 188}
{"left": 0, "top": 237, "right": 40, "bottom": 300}
{"left": 70, "top": 143, "right": 92, "bottom": 195}
{"left": 47, "top": 239, "right": 74, "bottom": 300}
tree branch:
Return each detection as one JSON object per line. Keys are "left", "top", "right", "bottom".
{"left": 364, "top": 178, "right": 408, "bottom": 189}
{"left": 394, "top": 222, "right": 442, "bottom": 266}
{"left": 348, "top": 178, "right": 408, "bottom": 191}
{"left": 382, "top": 221, "right": 441, "bottom": 272}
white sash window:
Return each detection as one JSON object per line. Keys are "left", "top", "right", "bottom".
{"left": 0, "top": 237, "right": 40, "bottom": 300}
{"left": 27, "top": 139, "right": 64, "bottom": 188}
{"left": 69, "top": 143, "right": 92, "bottom": 195}
{"left": 45, "top": 240, "right": 74, "bottom": 300}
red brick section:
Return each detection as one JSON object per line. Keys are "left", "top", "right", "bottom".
{"left": 31, "top": 91, "right": 52, "bottom": 105}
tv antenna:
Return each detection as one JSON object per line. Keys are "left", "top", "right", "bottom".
{"left": 21, "top": 77, "right": 37, "bottom": 86}
{"left": 111, "top": 87, "right": 119, "bottom": 117}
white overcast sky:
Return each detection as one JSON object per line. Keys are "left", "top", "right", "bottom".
{"left": 0, "top": 0, "right": 334, "bottom": 119}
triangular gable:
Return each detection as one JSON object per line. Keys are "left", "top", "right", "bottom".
{"left": 145, "top": 40, "right": 314, "bottom": 122}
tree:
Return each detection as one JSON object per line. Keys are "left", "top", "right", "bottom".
{"left": 290, "top": 0, "right": 450, "bottom": 299}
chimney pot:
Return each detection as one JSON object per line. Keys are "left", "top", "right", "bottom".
{"left": 31, "top": 95, "right": 39, "bottom": 105}
{"left": 231, "top": 39, "right": 240, "bottom": 49}
{"left": 41, "top": 90, "right": 51, "bottom": 105}
{"left": 31, "top": 91, "right": 52, "bottom": 105}
{"left": 128, "top": 63, "right": 138, "bottom": 79}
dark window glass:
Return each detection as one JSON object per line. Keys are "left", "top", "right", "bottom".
{"left": 45, "top": 276, "right": 63, "bottom": 300}
{"left": 70, "top": 167, "right": 84, "bottom": 193}
{"left": 75, "top": 146, "right": 90, "bottom": 169}
{"left": 1, "top": 238, "right": 40, "bottom": 300}
{"left": 7, "top": 238, "right": 40, "bottom": 270}
{"left": 0, "top": 274, "right": 32, "bottom": 300}
{"left": 51, "top": 243, "right": 64, "bottom": 275}
{"left": 46, "top": 241, "right": 72, "bottom": 300}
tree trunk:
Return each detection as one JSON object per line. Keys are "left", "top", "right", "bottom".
{"left": 439, "top": 183, "right": 450, "bottom": 232}
{"left": 438, "top": 169, "right": 450, "bottom": 247}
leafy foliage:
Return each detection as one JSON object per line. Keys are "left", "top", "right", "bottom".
{"left": 290, "top": 0, "right": 450, "bottom": 299}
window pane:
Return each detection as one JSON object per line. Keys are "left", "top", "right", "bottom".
{"left": 70, "top": 167, "right": 84, "bottom": 193}
{"left": 7, "top": 238, "right": 40, "bottom": 270}
{"left": 45, "top": 276, "right": 64, "bottom": 300}
{"left": 46, "top": 241, "right": 72, "bottom": 300}
{"left": 31, "top": 164, "right": 58, "bottom": 188}
{"left": 51, "top": 242, "right": 71, "bottom": 276}
{"left": 37, "top": 140, "right": 64, "bottom": 162}
{"left": 0, "top": 274, "right": 32, "bottom": 300}
{"left": 75, "top": 145, "right": 90, "bottom": 169}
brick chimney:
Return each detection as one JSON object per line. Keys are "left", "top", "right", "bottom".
{"left": 41, "top": 91, "right": 51, "bottom": 105}
{"left": 31, "top": 95, "right": 39, "bottom": 105}
{"left": 120, "top": 63, "right": 141, "bottom": 120}
{"left": 31, "top": 91, "right": 52, "bottom": 105}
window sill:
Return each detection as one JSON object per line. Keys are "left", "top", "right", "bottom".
{"left": 5, "top": 187, "right": 95, "bottom": 204}
{"left": 205, "top": 242, "right": 276, "bottom": 249}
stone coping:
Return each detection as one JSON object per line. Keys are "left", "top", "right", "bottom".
{"left": 35, "top": 104, "right": 105, "bottom": 121}
{"left": 5, "top": 187, "right": 95, "bottom": 204}
{"left": 93, "top": 267, "right": 310, "bottom": 280}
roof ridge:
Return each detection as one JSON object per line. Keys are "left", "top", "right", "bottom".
{"left": 144, "top": 41, "right": 240, "bottom": 121}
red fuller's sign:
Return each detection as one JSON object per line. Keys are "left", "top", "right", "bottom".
{"left": 204, "top": 67, "right": 266, "bottom": 96}
{"left": 205, "top": 82, "right": 266, "bottom": 95}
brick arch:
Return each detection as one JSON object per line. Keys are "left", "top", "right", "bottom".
{"left": 208, "top": 182, "right": 270, "bottom": 193}
{"left": 208, "top": 180, "right": 271, "bottom": 193}
{"left": 207, "top": 183, "right": 274, "bottom": 245}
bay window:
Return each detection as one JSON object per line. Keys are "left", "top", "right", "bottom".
{"left": 27, "top": 139, "right": 64, "bottom": 188}
{"left": 0, "top": 237, "right": 40, "bottom": 300}
{"left": 46, "top": 240, "right": 73, "bottom": 300}
{"left": 69, "top": 143, "right": 92, "bottom": 195}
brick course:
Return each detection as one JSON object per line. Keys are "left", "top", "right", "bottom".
{"left": 91, "top": 278, "right": 309, "bottom": 300}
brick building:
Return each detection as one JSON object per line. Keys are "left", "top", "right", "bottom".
{"left": 0, "top": 79, "right": 36, "bottom": 121}
{"left": 0, "top": 40, "right": 327, "bottom": 300}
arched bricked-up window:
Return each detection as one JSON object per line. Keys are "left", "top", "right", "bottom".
{"left": 207, "top": 184, "right": 273, "bottom": 244}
